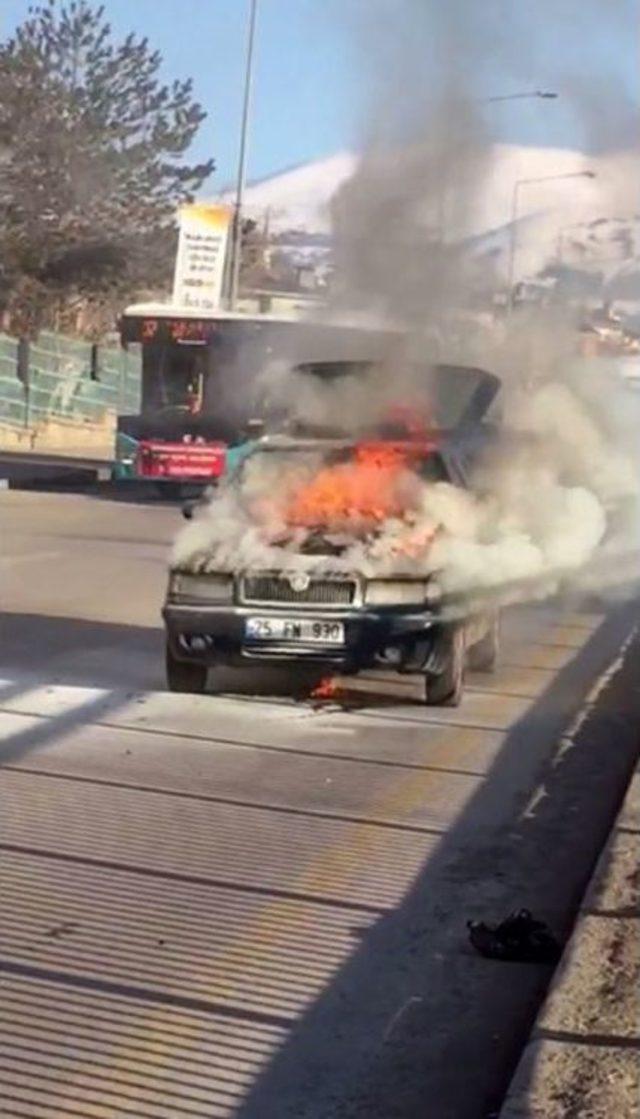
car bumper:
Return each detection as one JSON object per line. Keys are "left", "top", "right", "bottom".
{"left": 163, "top": 601, "right": 449, "bottom": 671}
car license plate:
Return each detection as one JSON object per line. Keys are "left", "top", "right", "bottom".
{"left": 245, "top": 617, "right": 345, "bottom": 644}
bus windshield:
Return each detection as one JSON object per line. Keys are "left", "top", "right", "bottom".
{"left": 118, "top": 310, "right": 400, "bottom": 446}
{"left": 138, "top": 319, "right": 292, "bottom": 423}
{"left": 143, "top": 344, "right": 208, "bottom": 414}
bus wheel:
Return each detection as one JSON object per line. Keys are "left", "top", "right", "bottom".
{"left": 165, "top": 643, "right": 208, "bottom": 694}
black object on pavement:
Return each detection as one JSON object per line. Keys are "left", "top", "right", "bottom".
{"left": 467, "top": 908, "right": 561, "bottom": 963}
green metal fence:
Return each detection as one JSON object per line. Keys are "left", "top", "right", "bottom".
{"left": 0, "top": 331, "right": 141, "bottom": 430}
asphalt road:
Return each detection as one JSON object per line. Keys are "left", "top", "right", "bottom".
{"left": 0, "top": 490, "right": 638, "bottom": 1119}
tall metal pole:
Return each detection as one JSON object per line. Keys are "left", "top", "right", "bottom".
{"left": 229, "top": 0, "right": 258, "bottom": 310}
{"left": 436, "top": 187, "right": 446, "bottom": 245}
{"left": 506, "top": 180, "right": 522, "bottom": 307}
{"left": 506, "top": 170, "right": 596, "bottom": 311}
{"left": 438, "top": 90, "right": 558, "bottom": 245}
{"left": 485, "top": 90, "right": 558, "bottom": 103}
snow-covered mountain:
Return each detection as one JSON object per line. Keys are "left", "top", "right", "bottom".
{"left": 220, "top": 152, "right": 355, "bottom": 235}
{"left": 218, "top": 144, "right": 638, "bottom": 286}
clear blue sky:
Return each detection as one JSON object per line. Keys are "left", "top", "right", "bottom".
{"left": 2, "top": 0, "right": 636, "bottom": 190}
{"left": 2, "top": 0, "right": 359, "bottom": 190}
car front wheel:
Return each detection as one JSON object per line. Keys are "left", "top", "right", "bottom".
{"left": 424, "top": 627, "right": 465, "bottom": 707}
{"left": 165, "top": 642, "right": 208, "bottom": 694}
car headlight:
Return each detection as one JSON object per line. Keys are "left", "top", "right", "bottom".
{"left": 169, "top": 572, "right": 234, "bottom": 603}
{"left": 365, "top": 579, "right": 441, "bottom": 606}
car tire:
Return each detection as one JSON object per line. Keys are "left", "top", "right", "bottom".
{"left": 468, "top": 615, "right": 500, "bottom": 673}
{"left": 424, "top": 627, "right": 465, "bottom": 707}
{"left": 165, "top": 643, "right": 208, "bottom": 694}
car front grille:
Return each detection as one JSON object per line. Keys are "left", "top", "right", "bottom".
{"left": 241, "top": 574, "right": 356, "bottom": 607}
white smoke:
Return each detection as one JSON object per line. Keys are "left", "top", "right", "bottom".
{"left": 172, "top": 0, "right": 640, "bottom": 607}
{"left": 171, "top": 371, "right": 631, "bottom": 604}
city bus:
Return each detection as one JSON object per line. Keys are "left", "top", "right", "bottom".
{"left": 115, "top": 303, "right": 396, "bottom": 490}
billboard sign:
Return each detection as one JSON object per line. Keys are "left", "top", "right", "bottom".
{"left": 172, "top": 204, "right": 232, "bottom": 312}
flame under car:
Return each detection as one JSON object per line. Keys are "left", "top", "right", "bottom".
{"left": 163, "top": 364, "right": 502, "bottom": 706}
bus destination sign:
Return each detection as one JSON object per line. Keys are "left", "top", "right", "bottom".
{"left": 121, "top": 316, "right": 219, "bottom": 345}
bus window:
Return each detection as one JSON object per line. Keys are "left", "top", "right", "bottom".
{"left": 141, "top": 344, "right": 206, "bottom": 415}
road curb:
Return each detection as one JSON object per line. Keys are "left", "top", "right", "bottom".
{"left": 0, "top": 453, "right": 107, "bottom": 491}
{"left": 499, "top": 760, "right": 640, "bottom": 1118}
{"left": 2, "top": 467, "right": 102, "bottom": 490}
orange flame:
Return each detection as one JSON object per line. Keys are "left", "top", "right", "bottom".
{"left": 288, "top": 442, "right": 416, "bottom": 531}
{"left": 311, "top": 676, "right": 339, "bottom": 700}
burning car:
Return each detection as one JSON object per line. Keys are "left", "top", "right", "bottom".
{"left": 163, "top": 363, "right": 502, "bottom": 705}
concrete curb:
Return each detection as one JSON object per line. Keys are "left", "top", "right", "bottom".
{"left": 0, "top": 465, "right": 102, "bottom": 490}
{"left": 499, "top": 764, "right": 640, "bottom": 1118}
{"left": 0, "top": 453, "right": 113, "bottom": 491}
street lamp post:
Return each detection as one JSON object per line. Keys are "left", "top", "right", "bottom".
{"left": 436, "top": 90, "right": 558, "bottom": 244}
{"left": 484, "top": 90, "right": 558, "bottom": 103}
{"left": 506, "top": 170, "right": 597, "bottom": 308}
{"left": 228, "top": 0, "right": 259, "bottom": 311}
